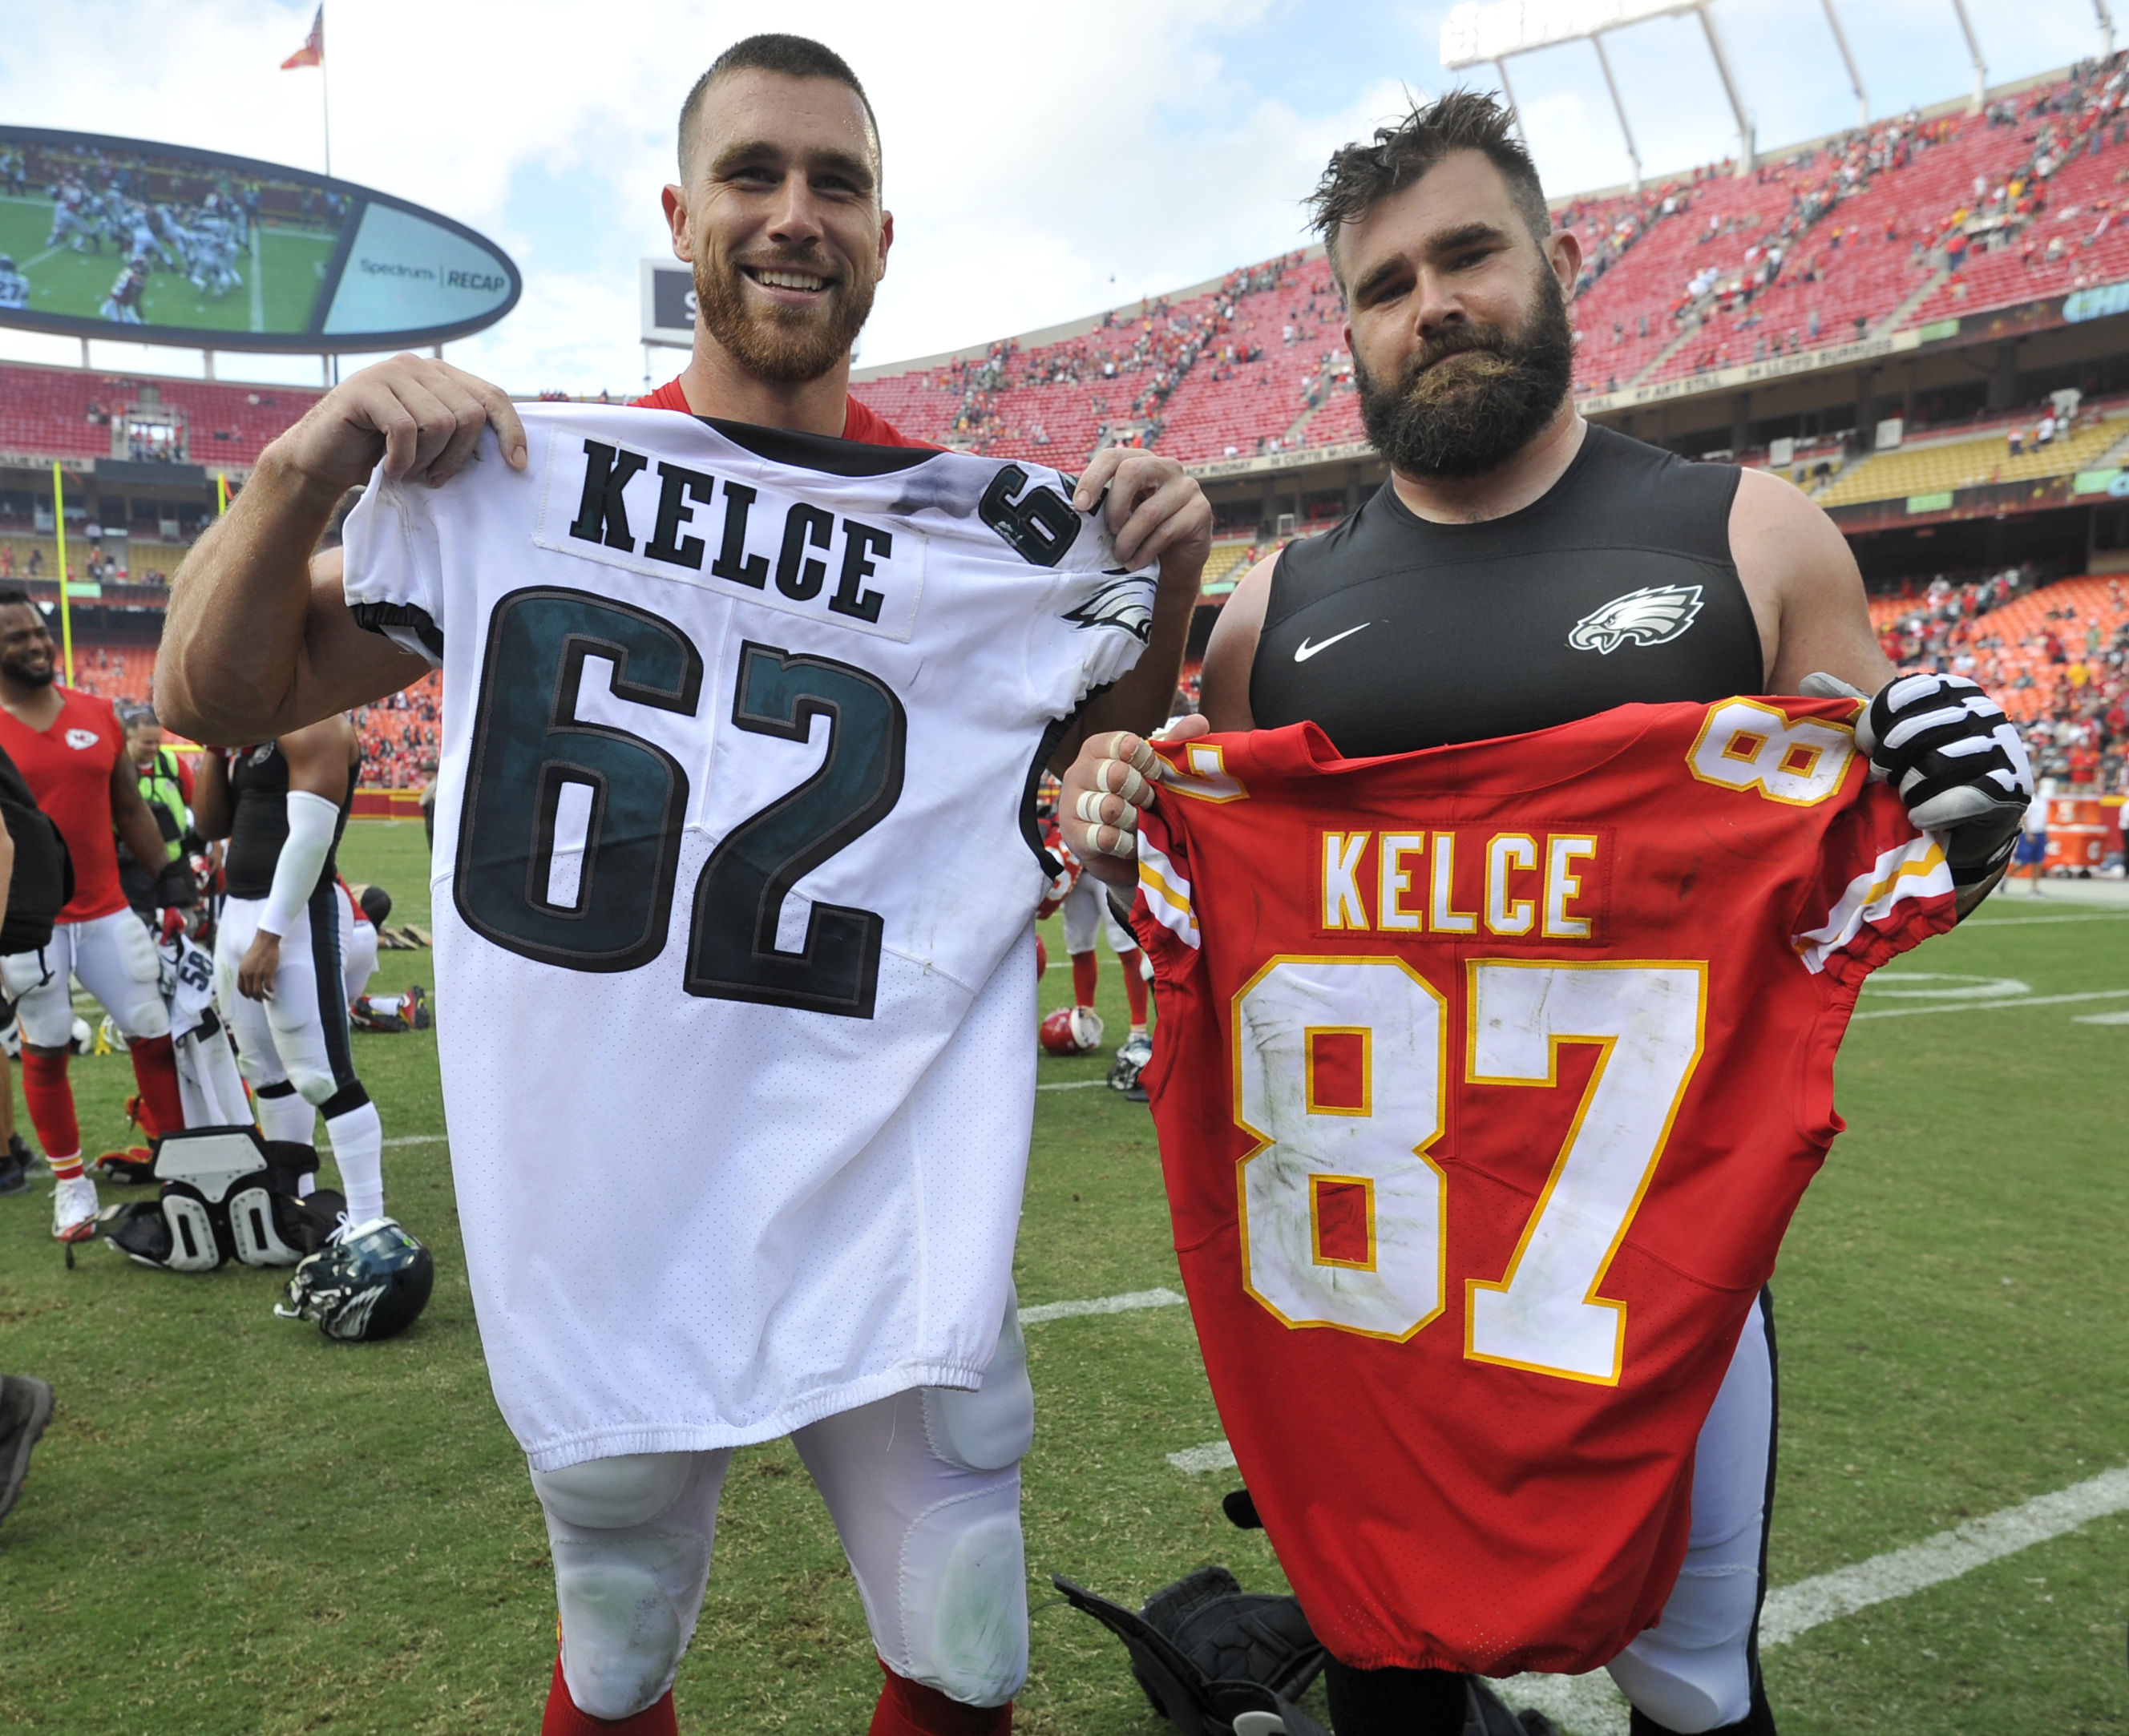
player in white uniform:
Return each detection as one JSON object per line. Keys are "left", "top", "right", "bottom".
{"left": 192, "top": 717, "right": 388, "bottom": 1231}
{"left": 156, "top": 34, "right": 1210, "bottom": 1736}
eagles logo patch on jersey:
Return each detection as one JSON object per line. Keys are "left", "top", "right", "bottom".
{"left": 1064, "top": 573, "right": 1157, "bottom": 643}
{"left": 1567, "top": 584, "right": 1704, "bottom": 656}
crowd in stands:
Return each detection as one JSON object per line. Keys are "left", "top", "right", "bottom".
{"left": 1872, "top": 566, "right": 2129, "bottom": 791}
{"left": 0, "top": 361, "right": 322, "bottom": 470}
{"left": 852, "top": 253, "right": 1350, "bottom": 465}
{"left": 841, "top": 59, "right": 2129, "bottom": 472}
{"left": 20, "top": 644, "right": 438, "bottom": 790}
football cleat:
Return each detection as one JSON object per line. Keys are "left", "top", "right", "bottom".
{"left": 0, "top": 1134, "right": 30, "bottom": 1197}
{"left": 94, "top": 1144, "right": 157, "bottom": 1185}
{"left": 51, "top": 1173, "right": 98, "bottom": 1242}
{"left": 1040, "top": 1005, "right": 1105, "bottom": 1057}
{"left": 276, "top": 1217, "right": 434, "bottom": 1342}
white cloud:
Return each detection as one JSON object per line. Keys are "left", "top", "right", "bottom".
{"left": 0, "top": 0, "right": 2114, "bottom": 394}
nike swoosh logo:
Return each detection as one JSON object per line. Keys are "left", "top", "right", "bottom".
{"left": 1293, "top": 623, "right": 1372, "bottom": 662}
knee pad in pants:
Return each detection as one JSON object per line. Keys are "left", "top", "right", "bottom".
{"left": 798, "top": 1299, "right": 1034, "bottom": 1708}
{"left": 532, "top": 1451, "right": 725, "bottom": 1723}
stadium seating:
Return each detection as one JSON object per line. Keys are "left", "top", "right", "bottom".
{"left": 1813, "top": 415, "right": 2127, "bottom": 507}
{"left": 1198, "top": 540, "right": 1257, "bottom": 592}
{"left": 1871, "top": 570, "right": 2129, "bottom": 730}
{"left": 0, "top": 361, "right": 323, "bottom": 469}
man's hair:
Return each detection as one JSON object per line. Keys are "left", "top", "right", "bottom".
{"left": 677, "top": 34, "right": 880, "bottom": 186}
{"left": 0, "top": 587, "right": 34, "bottom": 612}
{"left": 1307, "top": 90, "right": 1551, "bottom": 292}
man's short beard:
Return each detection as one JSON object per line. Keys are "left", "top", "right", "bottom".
{"left": 694, "top": 240, "right": 876, "bottom": 387}
{"left": 1354, "top": 265, "right": 1576, "bottom": 481}
{"left": 2, "top": 658, "right": 52, "bottom": 689}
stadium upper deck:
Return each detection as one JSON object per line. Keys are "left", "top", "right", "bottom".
{"left": 851, "top": 57, "right": 2129, "bottom": 477}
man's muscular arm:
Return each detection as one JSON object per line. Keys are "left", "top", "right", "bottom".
{"left": 236, "top": 717, "right": 356, "bottom": 1002}
{"left": 156, "top": 354, "right": 524, "bottom": 745}
{"left": 1729, "top": 468, "right": 1896, "bottom": 696}
{"left": 1731, "top": 467, "right": 2022, "bottom": 914}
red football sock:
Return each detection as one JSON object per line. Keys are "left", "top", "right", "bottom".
{"left": 1119, "top": 947, "right": 1149, "bottom": 1027}
{"left": 542, "top": 1653, "right": 678, "bottom": 1735}
{"left": 1070, "top": 950, "right": 1097, "bottom": 1009}
{"left": 19, "top": 1049, "right": 79, "bottom": 1173}
{"left": 869, "top": 1661, "right": 1012, "bottom": 1735}
{"left": 127, "top": 1034, "right": 184, "bottom": 1140}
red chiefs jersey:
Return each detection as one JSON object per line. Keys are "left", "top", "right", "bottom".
{"left": 632, "top": 376, "right": 935, "bottom": 449}
{"left": 1128, "top": 698, "right": 1957, "bottom": 1677}
{"left": 0, "top": 688, "right": 129, "bottom": 923}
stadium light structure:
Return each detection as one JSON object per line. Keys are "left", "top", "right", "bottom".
{"left": 2098, "top": 0, "right": 2117, "bottom": 61}
{"left": 1947, "top": 0, "right": 1988, "bottom": 115}
{"left": 1440, "top": 0, "right": 1756, "bottom": 177}
{"left": 1820, "top": 0, "right": 1868, "bottom": 128}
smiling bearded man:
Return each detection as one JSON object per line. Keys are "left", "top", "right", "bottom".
{"left": 153, "top": 30, "right": 1212, "bottom": 1736}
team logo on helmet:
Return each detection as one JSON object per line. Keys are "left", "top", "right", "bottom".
{"left": 1567, "top": 584, "right": 1704, "bottom": 655}
{"left": 1064, "top": 574, "right": 1157, "bottom": 644}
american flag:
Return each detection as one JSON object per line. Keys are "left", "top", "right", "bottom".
{"left": 280, "top": 6, "right": 324, "bottom": 69}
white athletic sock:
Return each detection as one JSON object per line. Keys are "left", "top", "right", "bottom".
{"left": 324, "top": 1098, "right": 386, "bottom": 1225}
{"left": 256, "top": 1088, "right": 315, "bottom": 1146}
{"left": 1130, "top": 1023, "right": 1149, "bottom": 1040}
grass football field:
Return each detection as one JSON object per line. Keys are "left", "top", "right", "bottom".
{"left": 0, "top": 194, "right": 337, "bottom": 336}
{"left": 0, "top": 820, "right": 2124, "bottom": 1734}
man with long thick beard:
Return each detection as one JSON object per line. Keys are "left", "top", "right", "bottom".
{"left": 1059, "top": 93, "right": 2029, "bottom": 1736}
{"left": 156, "top": 33, "right": 1209, "bottom": 1736}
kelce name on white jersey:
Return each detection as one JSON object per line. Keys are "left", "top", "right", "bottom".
{"left": 533, "top": 432, "right": 926, "bottom": 643}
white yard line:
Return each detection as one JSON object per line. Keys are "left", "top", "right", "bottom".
{"left": 1020, "top": 1286, "right": 1185, "bottom": 1326}
{"left": 2074, "top": 1011, "right": 2129, "bottom": 1024}
{"left": 1165, "top": 1439, "right": 1238, "bottom": 1473}
{"left": 1849, "top": 987, "right": 2129, "bottom": 1019}
{"left": 1036, "top": 1078, "right": 1108, "bottom": 1092}
{"left": 1960, "top": 911, "right": 2129, "bottom": 927}
{"left": 382, "top": 1133, "right": 446, "bottom": 1147}
{"left": 1491, "top": 1464, "right": 2129, "bottom": 1734}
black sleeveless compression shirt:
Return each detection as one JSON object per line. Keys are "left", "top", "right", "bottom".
{"left": 1249, "top": 424, "right": 1764, "bottom": 754}
{"left": 223, "top": 741, "right": 358, "bottom": 900}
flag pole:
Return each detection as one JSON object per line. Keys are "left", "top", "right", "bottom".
{"left": 50, "top": 462, "right": 74, "bottom": 688}
{"left": 320, "top": 5, "right": 332, "bottom": 176}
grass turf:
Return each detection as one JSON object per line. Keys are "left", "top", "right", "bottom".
{"left": 0, "top": 194, "right": 337, "bottom": 336}
{"left": 0, "top": 832, "right": 2123, "bottom": 1733}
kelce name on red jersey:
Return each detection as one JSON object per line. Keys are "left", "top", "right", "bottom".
{"left": 1315, "top": 827, "right": 1603, "bottom": 940}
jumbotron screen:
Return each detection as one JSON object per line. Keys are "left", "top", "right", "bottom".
{"left": 0, "top": 126, "right": 519, "bottom": 353}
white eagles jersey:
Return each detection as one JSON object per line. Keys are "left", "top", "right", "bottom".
{"left": 342, "top": 405, "right": 1155, "bottom": 1471}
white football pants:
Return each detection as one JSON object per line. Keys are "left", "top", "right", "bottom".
{"left": 534, "top": 1290, "right": 1034, "bottom": 1722}
{"left": 215, "top": 894, "right": 363, "bottom": 1111}
{"left": 342, "top": 906, "right": 380, "bottom": 1007}
{"left": 1606, "top": 1291, "right": 1776, "bottom": 1733}
{"left": 1060, "top": 874, "right": 1135, "bottom": 958}
{"left": 2, "top": 907, "right": 169, "bottom": 1048}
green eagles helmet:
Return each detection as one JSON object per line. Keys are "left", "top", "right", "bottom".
{"left": 275, "top": 1217, "right": 434, "bottom": 1342}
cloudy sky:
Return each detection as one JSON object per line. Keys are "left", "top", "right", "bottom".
{"left": 0, "top": 0, "right": 2110, "bottom": 394}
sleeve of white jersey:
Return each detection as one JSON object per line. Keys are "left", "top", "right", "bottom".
{"left": 340, "top": 462, "right": 446, "bottom": 668}
{"left": 1788, "top": 781, "right": 1959, "bottom": 987}
{"left": 1020, "top": 509, "right": 1162, "bottom": 719}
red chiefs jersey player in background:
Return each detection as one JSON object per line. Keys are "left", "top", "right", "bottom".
{"left": 0, "top": 592, "right": 188, "bottom": 1240}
